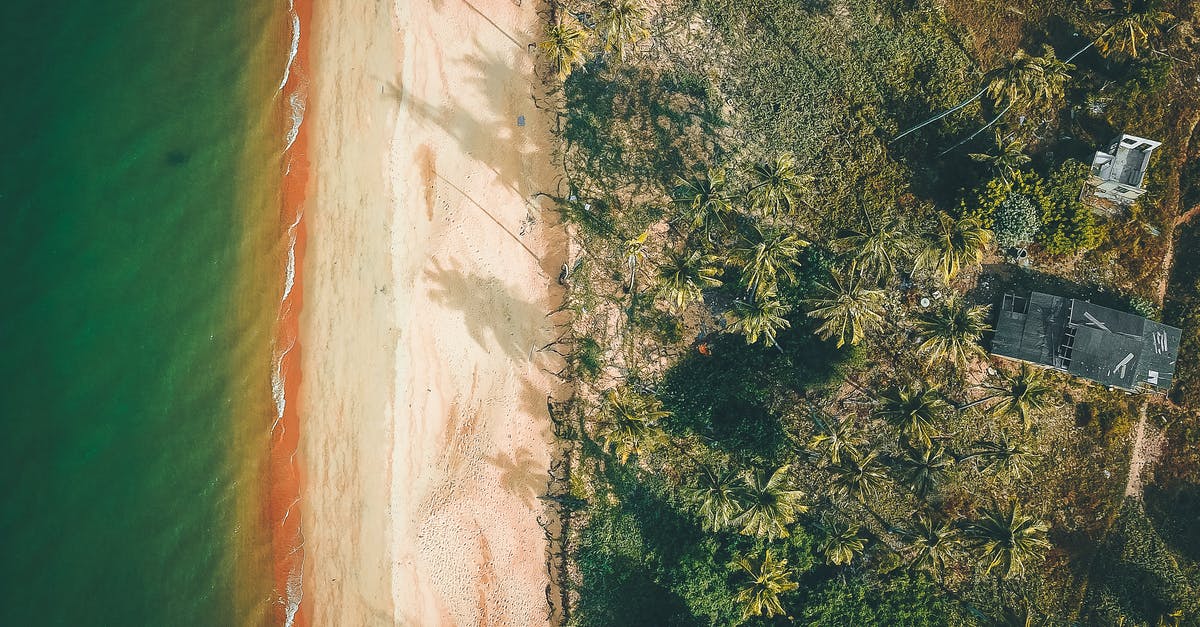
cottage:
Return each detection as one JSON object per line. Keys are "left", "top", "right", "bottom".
{"left": 991, "top": 291, "right": 1181, "bottom": 393}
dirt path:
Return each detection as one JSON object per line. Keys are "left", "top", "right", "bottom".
{"left": 1124, "top": 402, "right": 1166, "bottom": 499}
{"left": 1155, "top": 109, "right": 1200, "bottom": 303}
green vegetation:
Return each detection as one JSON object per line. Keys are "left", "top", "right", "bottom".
{"left": 538, "top": 0, "right": 1200, "bottom": 623}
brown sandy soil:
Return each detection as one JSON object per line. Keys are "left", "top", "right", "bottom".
{"left": 300, "top": 0, "right": 565, "bottom": 624}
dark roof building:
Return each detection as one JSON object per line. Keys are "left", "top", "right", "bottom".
{"left": 991, "top": 291, "right": 1181, "bottom": 393}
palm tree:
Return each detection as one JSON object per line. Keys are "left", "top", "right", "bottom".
{"left": 746, "top": 154, "right": 811, "bottom": 217}
{"left": 621, "top": 230, "right": 649, "bottom": 292}
{"left": 807, "top": 411, "right": 863, "bottom": 465}
{"left": 894, "top": 441, "right": 954, "bottom": 500}
{"left": 674, "top": 169, "right": 736, "bottom": 242}
{"left": 962, "top": 501, "right": 1050, "bottom": 578}
{"left": 916, "top": 212, "right": 992, "bottom": 283}
{"left": 537, "top": 19, "right": 590, "bottom": 82}
{"left": 597, "top": 387, "right": 670, "bottom": 463}
{"left": 835, "top": 217, "right": 913, "bottom": 284}
{"left": 914, "top": 297, "right": 992, "bottom": 369}
{"left": 735, "top": 465, "right": 808, "bottom": 540}
{"left": 596, "top": 0, "right": 649, "bottom": 62}
{"left": 727, "top": 294, "right": 791, "bottom": 347}
{"left": 985, "top": 49, "right": 1047, "bottom": 109}
{"left": 734, "top": 226, "right": 807, "bottom": 300}
{"left": 817, "top": 518, "right": 867, "bottom": 566}
{"left": 805, "top": 270, "right": 887, "bottom": 348}
{"left": 939, "top": 47, "right": 1074, "bottom": 157}
{"left": 688, "top": 467, "right": 742, "bottom": 532}
{"left": 964, "top": 434, "right": 1039, "bottom": 477}
{"left": 876, "top": 385, "right": 951, "bottom": 448}
{"left": 734, "top": 550, "right": 798, "bottom": 619}
{"left": 828, "top": 449, "right": 889, "bottom": 504}
{"left": 900, "top": 513, "right": 960, "bottom": 574}
{"left": 895, "top": 47, "right": 1062, "bottom": 143}
{"left": 969, "top": 132, "right": 1031, "bottom": 186}
{"left": 1094, "top": 3, "right": 1173, "bottom": 59}
{"left": 1034, "top": 46, "right": 1073, "bottom": 108}
{"left": 981, "top": 365, "right": 1055, "bottom": 432}
{"left": 655, "top": 249, "right": 722, "bottom": 313}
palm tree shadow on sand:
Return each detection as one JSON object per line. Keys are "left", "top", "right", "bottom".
{"left": 424, "top": 258, "right": 548, "bottom": 361}
{"left": 484, "top": 446, "right": 545, "bottom": 508}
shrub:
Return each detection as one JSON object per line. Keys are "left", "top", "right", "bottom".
{"left": 993, "top": 193, "right": 1041, "bottom": 248}
{"left": 1040, "top": 160, "right": 1101, "bottom": 255}
{"left": 966, "top": 165, "right": 1100, "bottom": 255}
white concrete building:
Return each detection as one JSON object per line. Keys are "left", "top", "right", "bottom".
{"left": 1087, "top": 133, "right": 1161, "bottom": 204}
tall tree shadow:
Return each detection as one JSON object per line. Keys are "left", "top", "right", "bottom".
{"left": 484, "top": 446, "right": 545, "bottom": 508}
{"left": 424, "top": 258, "right": 549, "bottom": 361}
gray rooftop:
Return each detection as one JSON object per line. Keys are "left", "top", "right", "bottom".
{"left": 991, "top": 291, "right": 1181, "bottom": 392}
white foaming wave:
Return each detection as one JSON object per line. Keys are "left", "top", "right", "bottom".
{"left": 284, "top": 557, "right": 304, "bottom": 627}
{"left": 278, "top": 3, "right": 300, "bottom": 92}
{"left": 281, "top": 496, "right": 301, "bottom": 527}
{"left": 284, "top": 91, "right": 306, "bottom": 152}
{"left": 282, "top": 239, "right": 297, "bottom": 302}
{"left": 270, "top": 336, "right": 298, "bottom": 433}
{"left": 282, "top": 210, "right": 303, "bottom": 302}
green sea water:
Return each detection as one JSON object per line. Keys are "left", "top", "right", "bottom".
{"left": 0, "top": 2, "right": 289, "bottom": 624}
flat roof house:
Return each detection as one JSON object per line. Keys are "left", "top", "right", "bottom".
{"left": 1086, "top": 133, "right": 1161, "bottom": 206}
{"left": 991, "top": 291, "right": 1181, "bottom": 393}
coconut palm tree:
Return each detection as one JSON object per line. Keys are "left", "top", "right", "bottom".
{"left": 655, "top": 249, "right": 722, "bottom": 313}
{"left": 835, "top": 217, "right": 913, "bottom": 284}
{"left": 914, "top": 297, "right": 992, "bottom": 369}
{"left": 916, "top": 212, "right": 992, "bottom": 283}
{"left": 964, "top": 434, "right": 1039, "bottom": 477}
{"left": 727, "top": 294, "right": 791, "bottom": 347}
{"left": 981, "top": 365, "right": 1055, "bottom": 432}
{"left": 970, "top": 133, "right": 1031, "bottom": 186}
{"left": 674, "top": 169, "right": 736, "bottom": 242}
{"left": 734, "top": 227, "right": 807, "bottom": 300}
{"left": 807, "top": 411, "right": 864, "bottom": 465}
{"left": 735, "top": 465, "right": 808, "bottom": 540}
{"left": 817, "top": 518, "right": 868, "bottom": 566}
{"left": 537, "top": 19, "right": 590, "bottom": 82}
{"left": 900, "top": 512, "right": 960, "bottom": 574}
{"left": 805, "top": 270, "right": 887, "bottom": 348}
{"left": 1034, "top": 46, "right": 1074, "bottom": 108}
{"left": 828, "top": 449, "right": 889, "bottom": 504}
{"left": 746, "top": 154, "right": 811, "bottom": 217}
{"left": 1094, "top": 2, "right": 1173, "bottom": 59}
{"left": 895, "top": 46, "right": 1066, "bottom": 144}
{"left": 597, "top": 387, "right": 670, "bottom": 463}
{"left": 894, "top": 441, "right": 954, "bottom": 500}
{"left": 876, "top": 385, "right": 951, "bottom": 448}
{"left": 734, "top": 550, "right": 798, "bottom": 619}
{"left": 962, "top": 501, "right": 1050, "bottom": 578}
{"left": 939, "top": 47, "right": 1075, "bottom": 157}
{"left": 596, "top": 0, "right": 649, "bottom": 62}
{"left": 688, "top": 467, "right": 743, "bottom": 532}
{"left": 985, "top": 49, "right": 1048, "bottom": 109}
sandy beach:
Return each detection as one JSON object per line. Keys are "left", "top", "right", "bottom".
{"left": 299, "top": 0, "right": 563, "bottom": 624}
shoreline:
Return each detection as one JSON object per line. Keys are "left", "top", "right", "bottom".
{"left": 270, "top": 0, "right": 312, "bottom": 624}
{"left": 300, "top": 0, "right": 566, "bottom": 623}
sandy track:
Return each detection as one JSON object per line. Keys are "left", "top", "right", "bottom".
{"left": 300, "top": 0, "right": 563, "bottom": 624}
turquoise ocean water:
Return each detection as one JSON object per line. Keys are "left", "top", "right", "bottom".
{"left": 0, "top": 2, "right": 290, "bottom": 624}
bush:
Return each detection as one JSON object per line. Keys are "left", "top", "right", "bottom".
{"left": 993, "top": 193, "right": 1042, "bottom": 248}
{"left": 966, "top": 165, "right": 1100, "bottom": 255}
{"left": 966, "top": 171, "right": 1048, "bottom": 231}
{"left": 1040, "top": 160, "right": 1101, "bottom": 255}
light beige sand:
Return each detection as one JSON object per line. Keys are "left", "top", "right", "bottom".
{"left": 300, "top": 0, "right": 563, "bottom": 624}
